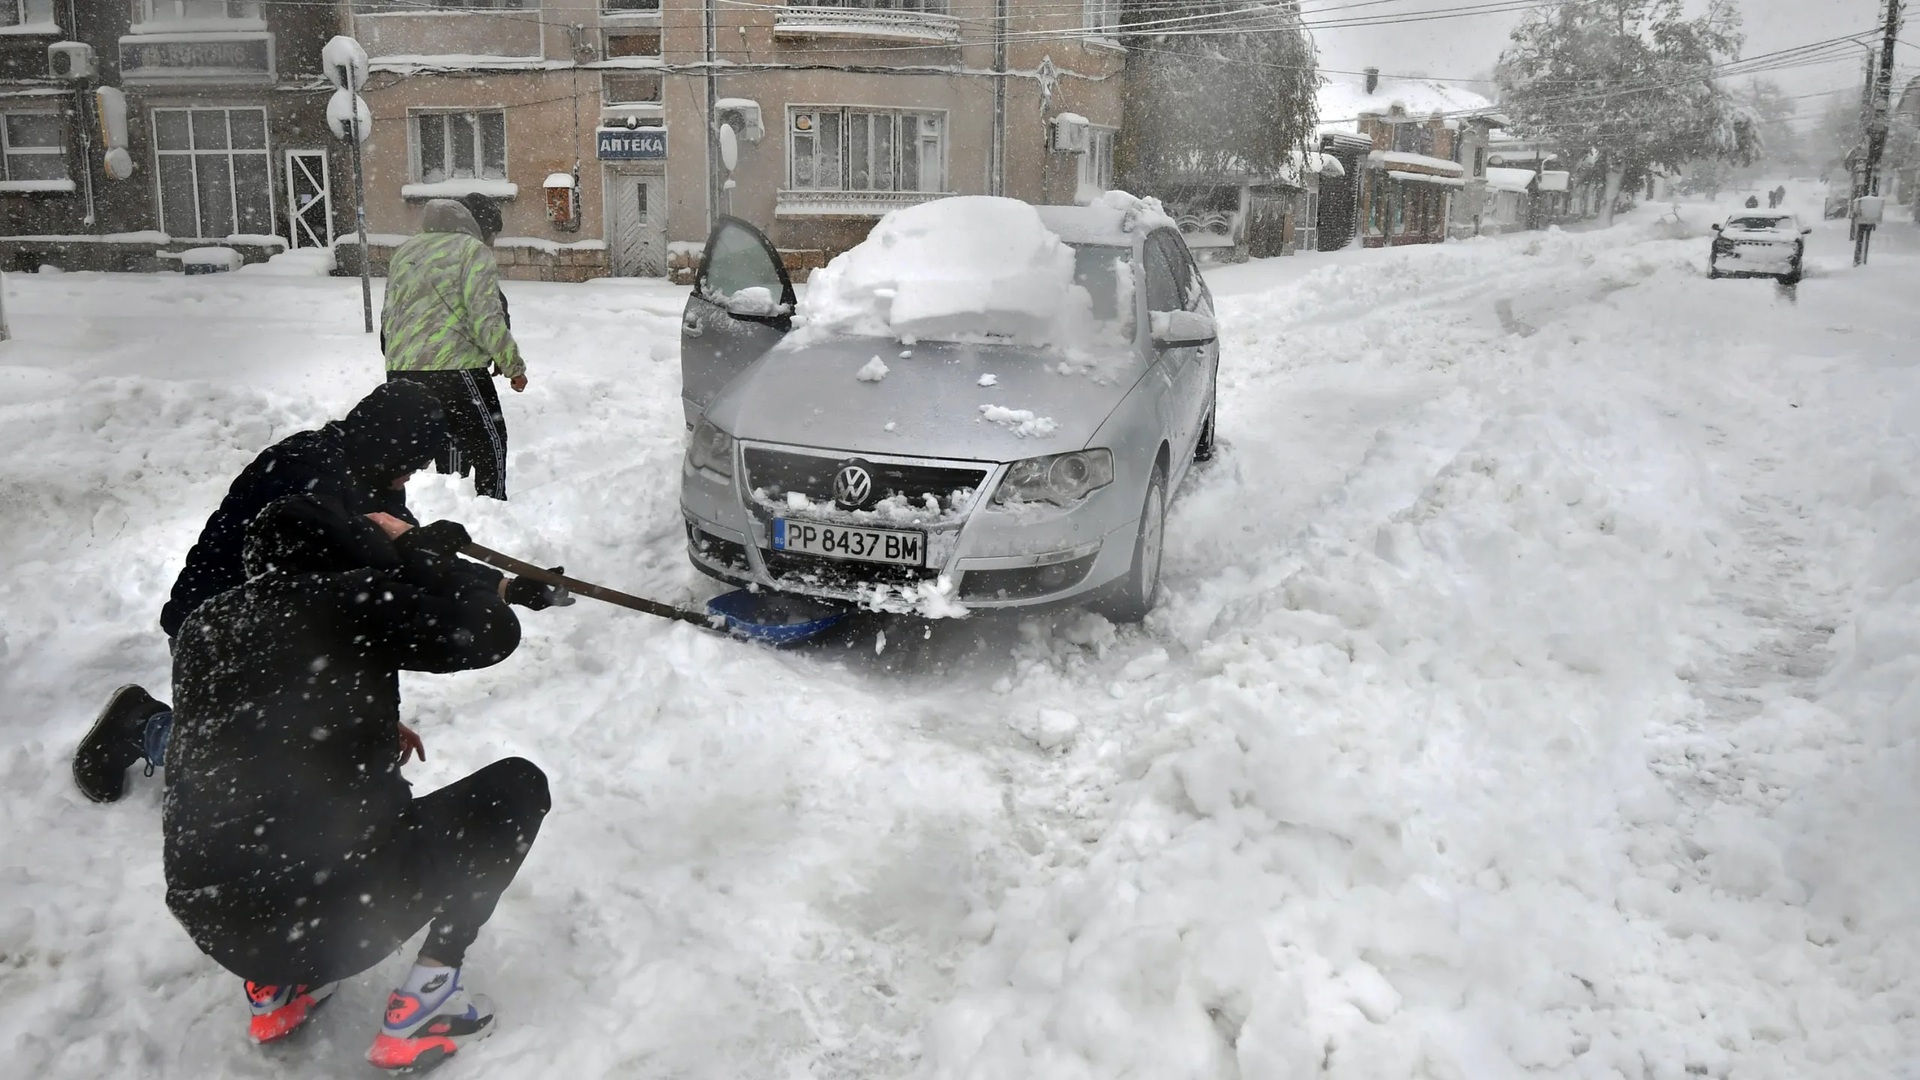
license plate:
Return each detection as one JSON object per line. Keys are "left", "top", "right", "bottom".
{"left": 774, "top": 519, "right": 925, "bottom": 566}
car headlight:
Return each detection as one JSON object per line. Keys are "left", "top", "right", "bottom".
{"left": 991, "top": 449, "right": 1115, "bottom": 507}
{"left": 688, "top": 419, "right": 735, "bottom": 478}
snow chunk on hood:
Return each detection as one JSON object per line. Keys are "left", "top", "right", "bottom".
{"left": 855, "top": 356, "right": 890, "bottom": 382}
{"left": 797, "top": 196, "right": 1105, "bottom": 348}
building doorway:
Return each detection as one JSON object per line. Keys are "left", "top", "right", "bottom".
{"left": 606, "top": 168, "right": 665, "bottom": 276}
{"left": 285, "top": 149, "right": 332, "bottom": 249}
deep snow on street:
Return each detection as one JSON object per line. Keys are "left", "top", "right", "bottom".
{"left": 2, "top": 190, "right": 1917, "bottom": 1079}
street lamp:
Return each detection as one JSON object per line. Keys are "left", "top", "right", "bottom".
{"left": 323, "top": 36, "right": 374, "bottom": 333}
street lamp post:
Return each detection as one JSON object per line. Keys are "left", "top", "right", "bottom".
{"left": 323, "top": 36, "right": 374, "bottom": 332}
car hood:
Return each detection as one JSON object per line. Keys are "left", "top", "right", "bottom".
{"left": 705, "top": 337, "right": 1143, "bottom": 461}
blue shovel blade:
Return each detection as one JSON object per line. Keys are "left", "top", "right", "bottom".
{"left": 706, "top": 589, "right": 849, "bottom": 645}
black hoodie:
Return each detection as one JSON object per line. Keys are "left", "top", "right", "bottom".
{"left": 163, "top": 494, "right": 518, "bottom": 983}
{"left": 159, "top": 382, "right": 448, "bottom": 638}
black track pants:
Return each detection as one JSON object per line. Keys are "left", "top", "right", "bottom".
{"left": 387, "top": 368, "right": 510, "bottom": 500}
{"left": 175, "top": 757, "right": 551, "bottom": 985}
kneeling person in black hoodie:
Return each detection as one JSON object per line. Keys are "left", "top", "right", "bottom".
{"left": 163, "top": 494, "right": 566, "bottom": 1071}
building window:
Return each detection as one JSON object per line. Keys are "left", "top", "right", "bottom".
{"left": 152, "top": 107, "right": 273, "bottom": 239}
{"left": 1083, "top": 0, "right": 1119, "bottom": 37}
{"left": 1, "top": 111, "right": 66, "bottom": 184}
{"left": 1077, "top": 126, "right": 1115, "bottom": 198}
{"left": 602, "top": 73, "right": 661, "bottom": 104}
{"left": 135, "top": 0, "right": 262, "bottom": 19}
{"left": 1391, "top": 122, "right": 1433, "bottom": 157}
{"left": 1472, "top": 146, "right": 1486, "bottom": 177}
{"left": 789, "top": 107, "right": 945, "bottom": 192}
{"left": 602, "top": 0, "right": 660, "bottom": 10}
{"left": 411, "top": 110, "right": 507, "bottom": 184}
{"left": 4, "top": 0, "right": 55, "bottom": 26}
{"left": 605, "top": 31, "right": 660, "bottom": 57}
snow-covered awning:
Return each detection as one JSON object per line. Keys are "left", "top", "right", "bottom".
{"left": 1368, "top": 150, "right": 1465, "bottom": 177}
{"left": 1388, "top": 170, "right": 1465, "bottom": 188}
{"left": 1485, "top": 167, "right": 1535, "bottom": 194}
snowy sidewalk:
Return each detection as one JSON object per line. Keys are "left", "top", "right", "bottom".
{"left": 1, "top": 202, "right": 1915, "bottom": 1079}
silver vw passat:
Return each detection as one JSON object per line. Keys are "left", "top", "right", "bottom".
{"left": 676, "top": 197, "right": 1219, "bottom": 620}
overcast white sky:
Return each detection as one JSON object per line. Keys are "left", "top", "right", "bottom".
{"left": 1305, "top": 0, "right": 1906, "bottom": 121}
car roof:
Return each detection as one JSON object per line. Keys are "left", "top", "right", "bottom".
{"left": 1033, "top": 205, "right": 1147, "bottom": 247}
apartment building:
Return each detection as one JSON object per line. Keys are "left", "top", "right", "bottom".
{"left": 342, "top": 0, "right": 1126, "bottom": 281}
{"left": 0, "top": 0, "right": 345, "bottom": 271}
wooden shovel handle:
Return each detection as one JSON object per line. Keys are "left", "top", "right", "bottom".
{"left": 460, "top": 542, "right": 723, "bottom": 631}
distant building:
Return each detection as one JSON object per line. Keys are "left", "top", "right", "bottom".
{"left": 0, "top": 0, "right": 343, "bottom": 272}
{"left": 1314, "top": 69, "right": 1502, "bottom": 249}
{"left": 1, "top": 0, "right": 1124, "bottom": 280}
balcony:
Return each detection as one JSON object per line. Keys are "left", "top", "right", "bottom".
{"left": 774, "top": 4, "right": 960, "bottom": 45}
{"left": 776, "top": 189, "right": 951, "bottom": 217}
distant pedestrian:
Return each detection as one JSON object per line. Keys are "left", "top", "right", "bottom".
{"left": 382, "top": 194, "right": 526, "bottom": 501}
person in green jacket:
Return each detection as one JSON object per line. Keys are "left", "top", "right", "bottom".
{"left": 382, "top": 194, "right": 525, "bottom": 500}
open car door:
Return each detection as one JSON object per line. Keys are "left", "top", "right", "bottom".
{"left": 680, "top": 216, "right": 796, "bottom": 427}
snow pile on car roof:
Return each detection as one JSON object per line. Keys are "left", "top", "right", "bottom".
{"left": 798, "top": 195, "right": 1105, "bottom": 348}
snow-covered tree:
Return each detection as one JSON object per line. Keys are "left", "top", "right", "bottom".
{"left": 1496, "top": 0, "right": 1759, "bottom": 221}
{"left": 1115, "top": 0, "right": 1319, "bottom": 189}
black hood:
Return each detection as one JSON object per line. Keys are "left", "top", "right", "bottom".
{"left": 337, "top": 381, "right": 447, "bottom": 482}
{"left": 242, "top": 494, "right": 401, "bottom": 579}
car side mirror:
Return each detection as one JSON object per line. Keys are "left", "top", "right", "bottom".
{"left": 1709, "top": 223, "right": 1722, "bottom": 232}
{"left": 1150, "top": 310, "right": 1217, "bottom": 349}
{"left": 1801, "top": 226, "right": 1814, "bottom": 235}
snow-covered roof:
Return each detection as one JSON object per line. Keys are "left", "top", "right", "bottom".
{"left": 1316, "top": 76, "right": 1497, "bottom": 137}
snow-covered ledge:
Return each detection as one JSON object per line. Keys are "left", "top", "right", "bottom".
{"left": 0, "top": 21, "right": 60, "bottom": 35}
{"left": 773, "top": 6, "right": 960, "bottom": 43}
{"left": 776, "top": 189, "right": 951, "bottom": 217}
{"left": 0, "top": 179, "right": 77, "bottom": 194}
{"left": 401, "top": 179, "right": 518, "bottom": 201}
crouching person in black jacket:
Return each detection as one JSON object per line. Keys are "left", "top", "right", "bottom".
{"left": 163, "top": 494, "right": 568, "bottom": 1071}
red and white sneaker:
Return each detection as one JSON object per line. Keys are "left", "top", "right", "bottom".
{"left": 367, "top": 969, "right": 495, "bottom": 1072}
{"left": 244, "top": 980, "right": 338, "bottom": 1044}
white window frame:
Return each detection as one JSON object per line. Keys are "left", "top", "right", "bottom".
{"left": 787, "top": 106, "right": 946, "bottom": 193}
{"left": 1083, "top": 0, "right": 1119, "bottom": 39}
{"left": 4, "top": 0, "right": 56, "bottom": 26}
{"left": 151, "top": 106, "right": 276, "bottom": 240}
{"left": 136, "top": 0, "right": 263, "bottom": 20}
{"left": 1076, "top": 125, "right": 1115, "bottom": 200}
{"left": 0, "top": 109, "right": 67, "bottom": 184}
{"left": 409, "top": 109, "right": 508, "bottom": 185}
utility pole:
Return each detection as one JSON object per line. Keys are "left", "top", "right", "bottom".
{"left": 1857, "top": 0, "right": 1904, "bottom": 265}
{"left": 990, "top": 0, "right": 1007, "bottom": 196}
{"left": 705, "top": 0, "right": 720, "bottom": 230}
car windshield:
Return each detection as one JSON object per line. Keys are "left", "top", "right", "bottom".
{"left": 1727, "top": 216, "right": 1787, "bottom": 229}
{"left": 1066, "top": 242, "right": 1135, "bottom": 339}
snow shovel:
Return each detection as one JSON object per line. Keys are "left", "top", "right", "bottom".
{"left": 459, "top": 542, "right": 850, "bottom": 644}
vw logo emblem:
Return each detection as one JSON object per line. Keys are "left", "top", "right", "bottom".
{"left": 833, "top": 460, "right": 876, "bottom": 510}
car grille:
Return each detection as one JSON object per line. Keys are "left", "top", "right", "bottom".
{"left": 761, "top": 548, "right": 942, "bottom": 590}
{"left": 743, "top": 447, "right": 986, "bottom": 510}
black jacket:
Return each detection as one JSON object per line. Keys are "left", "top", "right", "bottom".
{"left": 159, "top": 382, "right": 446, "bottom": 638}
{"left": 162, "top": 536, "right": 516, "bottom": 983}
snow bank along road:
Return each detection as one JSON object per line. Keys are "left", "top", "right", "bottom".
{"left": 2, "top": 195, "right": 1917, "bottom": 1079}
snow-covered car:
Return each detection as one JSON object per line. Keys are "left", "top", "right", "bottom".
{"left": 1709, "top": 211, "right": 1812, "bottom": 283}
{"left": 676, "top": 195, "right": 1220, "bottom": 620}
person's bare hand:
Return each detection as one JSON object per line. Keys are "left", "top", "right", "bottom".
{"left": 366, "top": 512, "right": 411, "bottom": 540}
{"left": 510, "top": 374, "right": 528, "bottom": 393}
{"left": 397, "top": 722, "right": 426, "bottom": 765}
